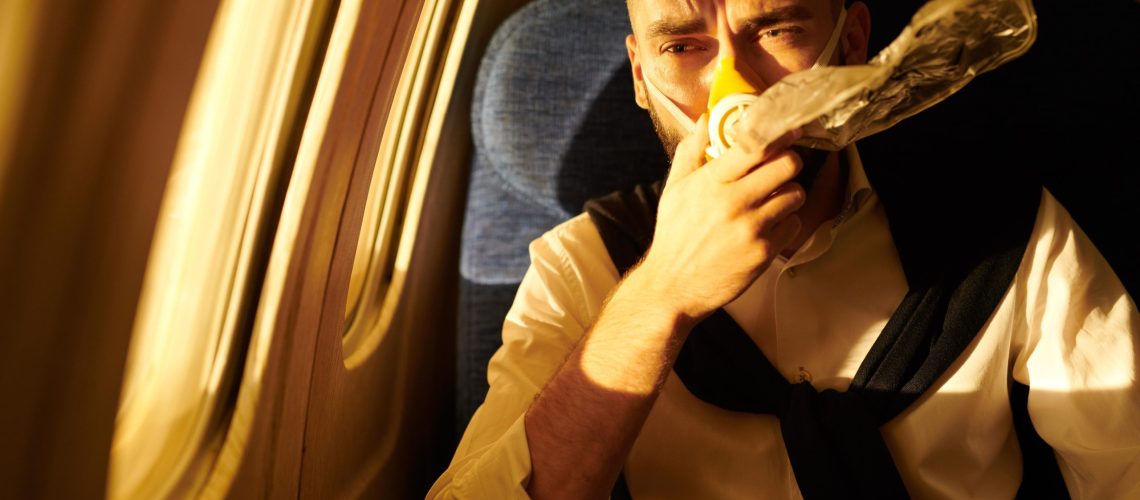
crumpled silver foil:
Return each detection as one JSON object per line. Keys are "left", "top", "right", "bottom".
{"left": 735, "top": 0, "right": 1038, "bottom": 152}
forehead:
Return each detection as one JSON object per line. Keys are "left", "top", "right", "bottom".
{"left": 628, "top": 0, "right": 828, "bottom": 34}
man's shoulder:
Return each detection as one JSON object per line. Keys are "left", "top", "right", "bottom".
{"left": 1024, "top": 188, "right": 1130, "bottom": 301}
{"left": 534, "top": 212, "right": 598, "bottom": 245}
{"left": 1031, "top": 188, "right": 1096, "bottom": 259}
{"left": 528, "top": 212, "right": 619, "bottom": 282}
{"left": 530, "top": 212, "right": 600, "bottom": 255}
{"left": 1036, "top": 188, "right": 1075, "bottom": 231}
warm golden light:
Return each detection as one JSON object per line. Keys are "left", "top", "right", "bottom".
{"left": 110, "top": 0, "right": 336, "bottom": 497}
{"left": 341, "top": 0, "right": 477, "bottom": 369}
{"left": 0, "top": 0, "right": 40, "bottom": 193}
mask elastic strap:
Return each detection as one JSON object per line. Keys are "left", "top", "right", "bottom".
{"left": 642, "top": 71, "right": 697, "bottom": 134}
{"left": 643, "top": 6, "right": 845, "bottom": 137}
{"left": 812, "top": 7, "right": 847, "bottom": 69}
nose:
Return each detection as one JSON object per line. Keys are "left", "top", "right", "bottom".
{"left": 715, "top": 6, "right": 738, "bottom": 62}
{"left": 711, "top": 4, "right": 767, "bottom": 95}
{"left": 705, "top": 4, "right": 770, "bottom": 158}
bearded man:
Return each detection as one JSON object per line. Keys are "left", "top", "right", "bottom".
{"left": 431, "top": 1, "right": 1140, "bottom": 498}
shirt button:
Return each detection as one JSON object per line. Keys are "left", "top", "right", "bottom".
{"left": 797, "top": 367, "right": 812, "bottom": 383}
{"left": 786, "top": 267, "right": 797, "bottom": 278}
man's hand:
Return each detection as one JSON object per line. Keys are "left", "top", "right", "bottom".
{"left": 635, "top": 114, "right": 807, "bottom": 322}
{"left": 523, "top": 117, "right": 806, "bottom": 500}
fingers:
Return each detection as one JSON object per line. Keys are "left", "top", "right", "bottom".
{"left": 737, "top": 150, "right": 803, "bottom": 205}
{"left": 766, "top": 214, "right": 803, "bottom": 252}
{"left": 709, "top": 127, "right": 803, "bottom": 183}
{"left": 666, "top": 114, "right": 709, "bottom": 185}
{"left": 751, "top": 182, "right": 807, "bottom": 234}
{"left": 743, "top": 185, "right": 804, "bottom": 263}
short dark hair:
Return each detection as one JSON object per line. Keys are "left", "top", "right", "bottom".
{"left": 627, "top": 0, "right": 850, "bottom": 27}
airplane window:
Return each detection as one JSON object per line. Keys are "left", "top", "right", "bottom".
{"left": 108, "top": 0, "right": 337, "bottom": 497}
{"left": 340, "top": 0, "right": 462, "bottom": 365}
{"left": 0, "top": 1, "right": 37, "bottom": 190}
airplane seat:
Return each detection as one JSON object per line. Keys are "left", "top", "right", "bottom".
{"left": 457, "top": 0, "right": 668, "bottom": 434}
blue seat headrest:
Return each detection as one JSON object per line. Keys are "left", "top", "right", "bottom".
{"left": 471, "top": 0, "right": 667, "bottom": 219}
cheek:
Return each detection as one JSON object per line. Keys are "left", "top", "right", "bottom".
{"left": 652, "top": 56, "right": 716, "bottom": 110}
{"left": 742, "top": 52, "right": 809, "bottom": 86}
{"left": 658, "top": 52, "right": 716, "bottom": 83}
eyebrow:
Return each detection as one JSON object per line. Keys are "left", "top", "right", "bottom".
{"left": 644, "top": 5, "right": 816, "bottom": 40}
{"left": 737, "top": 5, "right": 816, "bottom": 34}
{"left": 645, "top": 17, "right": 708, "bottom": 39}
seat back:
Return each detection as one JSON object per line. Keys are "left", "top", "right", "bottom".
{"left": 457, "top": 0, "right": 667, "bottom": 433}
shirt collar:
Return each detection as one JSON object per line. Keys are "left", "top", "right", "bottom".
{"left": 830, "top": 143, "right": 873, "bottom": 230}
{"left": 845, "top": 143, "right": 872, "bottom": 210}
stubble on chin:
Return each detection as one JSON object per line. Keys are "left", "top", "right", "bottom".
{"left": 646, "top": 100, "right": 684, "bottom": 162}
{"left": 791, "top": 145, "right": 829, "bottom": 194}
{"left": 646, "top": 98, "right": 827, "bottom": 193}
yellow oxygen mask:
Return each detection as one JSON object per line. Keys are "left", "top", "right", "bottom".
{"left": 641, "top": 7, "right": 847, "bottom": 158}
{"left": 705, "top": 56, "right": 761, "bottom": 158}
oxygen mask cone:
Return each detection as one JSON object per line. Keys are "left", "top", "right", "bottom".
{"left": 641, "top": 7, "right": 847, "bottom": 158}
{"left": 705, "top": 56, "right": 761, "bottom": 159}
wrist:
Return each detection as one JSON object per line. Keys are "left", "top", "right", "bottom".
{"left": 576, "top": 265, "right": 694, "bottom": 395}
{"left": 613, "top": 261, "right": 699, "bottom": 333}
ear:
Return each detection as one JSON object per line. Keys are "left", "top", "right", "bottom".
{"left": 626, "top": 34, "right": 649, "bottom": 110}
{"left": 842, "top": 1, "right": 872, "bottom": 65}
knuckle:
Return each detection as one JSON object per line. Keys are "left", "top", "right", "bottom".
{"left": 752, "top": 209, "right": 778, "bottom": 236}
{"left": 788, "top": 150, "right": 803, "bottom": 172}
{"left": 679, "top": 132, "right": 702, "bottom": 153}
{"left": 754, "top": 239, "right": 773, "bottom": 263}
{"left": 684, "top": 131, "right": 702, "bottom": 150}
{"left": 790, "top": 181, "right": 807, "bottom": 198}
{"left": 714, "top": 198, "right": 737, "bottom": 223}
{"left": 705, "top": 157, "right": 731, "bottom": 180}
{"left": 673, "top": 140, "right": 693, "bottom": 161}
{"left": 763, "top": 134, "right": 788, "bottom": 155}
{"left": 734, "top": 135, "right": 762, "bottom": 159}
{"left": 738, "top": 141, "right": 769, "bottom": 166}
{"left": 725, "top": 220, "right": 751, "bottom": 248}
{"left": 784, "top": 182, "right": 807, "bottom": 206}
{"left": 778, "top": 151, "right": 802, "bottom": 179}
{"left": 741, "top": 220, "right": 759, "bottom": 243}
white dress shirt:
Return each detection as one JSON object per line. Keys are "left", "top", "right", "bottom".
{"left": 429, "top": 147, "right": 1140, "bottom": 499}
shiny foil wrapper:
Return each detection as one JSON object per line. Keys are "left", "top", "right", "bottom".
{"left": 735, "top": 0, "right": 1038, "bottom": 152}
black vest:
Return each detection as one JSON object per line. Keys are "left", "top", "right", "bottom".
{"left": 584, "top": 165, "right": 1068, "bottom": 498}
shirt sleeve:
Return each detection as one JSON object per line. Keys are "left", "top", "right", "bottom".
{"left": 427, "top": 222, "right": 598, "bottom": 499}
{"left": 1012, "top": 190, "right": 1140, "bottom": 500}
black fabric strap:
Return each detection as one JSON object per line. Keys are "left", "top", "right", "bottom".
{"left": 585, "top": 174, "right": 1061, "bottom": 498}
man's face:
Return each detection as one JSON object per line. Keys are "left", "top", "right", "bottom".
{"left": 625, "top": 0, "right": 868, "bottom": 159}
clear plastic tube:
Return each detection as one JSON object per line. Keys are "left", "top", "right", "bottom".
{"left": 734, "top": 0, "right": 1038, "bottom": 152}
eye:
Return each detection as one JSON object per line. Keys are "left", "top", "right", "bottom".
{"left": 757, "top": 26, "right": 805, "bottom": 42}
{"left": 760, "top": 28, "right": 790, "bottom": 39}
{"left": 663, "top": 42, "right": 702, "bottom": 55}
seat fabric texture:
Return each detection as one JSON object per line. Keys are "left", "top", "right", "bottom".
{"left": 457, "top": 0, "right": 668, "bottom": 434}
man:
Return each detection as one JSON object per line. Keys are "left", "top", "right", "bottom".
{"left": 431, "top": 0, "right": 1140, "bottom": 498}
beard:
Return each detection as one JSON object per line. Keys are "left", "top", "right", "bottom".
{"left": 647, "top": 100, "right": 685, "bottom": 162}
{"left": 647, "top": 100, "right": 828, "bottom": 193}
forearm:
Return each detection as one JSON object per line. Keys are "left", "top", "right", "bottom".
{"left": 517, "top": 101, "right": 802, "bottom": 499}
{"left": 523, "top": 267, "right": 691, "bottom": 499}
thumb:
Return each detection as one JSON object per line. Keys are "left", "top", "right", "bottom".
{"left": 666, "top": 113, "right": 709, "bottom": 185}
